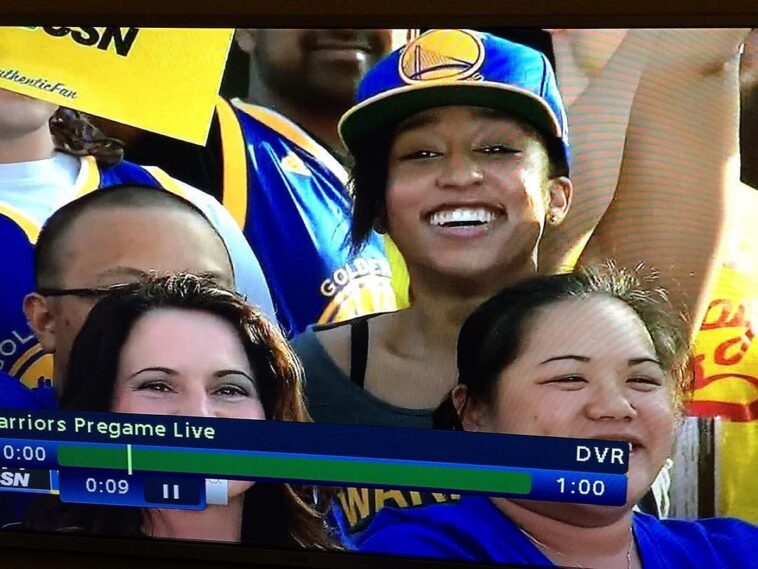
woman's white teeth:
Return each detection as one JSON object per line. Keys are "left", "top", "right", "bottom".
{"left": 430, "top": 208, "right": 497, "bottom": 227}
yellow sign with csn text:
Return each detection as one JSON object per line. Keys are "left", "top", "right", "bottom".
{"left": 0, "top": 26, "right": 233, "bottom": 144}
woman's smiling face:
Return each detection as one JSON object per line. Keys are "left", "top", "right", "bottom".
{"left": 111, "top": 308, "right": 264, "bottom": 499}
{"left": 385, "top": 105, "right": 569, "bottom": 285}
{"left": 464, "top": 295, "right": 676, "bottom": 505}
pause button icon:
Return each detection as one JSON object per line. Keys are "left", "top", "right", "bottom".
{"left": 144, "top": 477, "right": 203, "bottom": 507}
{"left": 162, "top": 483, "right": 180, "bottom": 500}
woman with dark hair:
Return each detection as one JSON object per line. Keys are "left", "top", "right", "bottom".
{"left": 24, "top": 273, "right": 336, "bottom": 549}
{"left": 295, "top": 26, "right": 745, "bottom": 427}
{"left": 291, "top": 28, "right": 747, "bottom": 534}
{"left": 358, "top": 264, "right": 758, "bottom": 568}
{"left": 0, "top": 90, "right": 274, "bottom": 390}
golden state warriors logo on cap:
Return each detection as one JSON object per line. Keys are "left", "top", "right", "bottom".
{"left": 399, "top": 29, "right": 485, "bottom": 84}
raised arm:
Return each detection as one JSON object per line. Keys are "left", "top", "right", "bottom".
{"left": 539, "top": 29, "right": 653, "bottom": 273}
{"left": 578, "top": 29, "right": 748, "bottom": 339}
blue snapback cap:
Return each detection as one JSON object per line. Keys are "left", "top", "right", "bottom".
{"left": 339, "top": 29, "right": 570, "bottom": 167}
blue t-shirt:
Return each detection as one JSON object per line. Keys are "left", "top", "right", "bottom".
{"left": 357, "top": 496, "right": 758, "bottom": 568}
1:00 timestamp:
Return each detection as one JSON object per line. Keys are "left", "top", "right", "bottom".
{"left": 557, "top": 477, "right": 606, "bottom": 496}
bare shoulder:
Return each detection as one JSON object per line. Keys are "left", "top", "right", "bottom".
{"left": 312, "top": 312, "right": 401, "bottom": 377}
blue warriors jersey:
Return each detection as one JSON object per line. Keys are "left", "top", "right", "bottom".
{"left": 216, "top": 99, "right": 397, "bottom": 336}
{"left": 0, "top": 205, "right": 43, "bottom": 388}
{"left": 0, "top": 156, "right": 273, "bottom": 389}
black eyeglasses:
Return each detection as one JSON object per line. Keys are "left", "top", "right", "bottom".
{"left": 36, "top": 283, "right": 137, "bottom": 298}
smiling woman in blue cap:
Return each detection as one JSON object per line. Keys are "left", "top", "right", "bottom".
{"left": 292, "top": 28, "right": 748, "bottom": 537}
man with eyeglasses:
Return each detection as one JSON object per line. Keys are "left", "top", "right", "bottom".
{"left": 1, "top": 185, "right": 250, "bottom": 393}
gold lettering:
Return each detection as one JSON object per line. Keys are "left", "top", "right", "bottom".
{"left": 337, "top": 487, "right": 372, "bottom": 527}
{"left": 374, "top": 489, "right": 409, "bottom": 510}
{"left": 409, "top": 491, "right": 424, "bottom": 506}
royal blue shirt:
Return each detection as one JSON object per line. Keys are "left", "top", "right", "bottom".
{"left": 0, "top": 370, "right": 55, "bottom": 410}
{"left": 358, "top": 495, "right": 758, "bottom": 568}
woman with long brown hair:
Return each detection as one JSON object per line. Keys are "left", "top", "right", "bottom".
{"left": 24, "top": 273, "right": 336, "bottom": 549}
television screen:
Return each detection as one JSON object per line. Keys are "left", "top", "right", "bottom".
{"left": 0, "top": 23, "right": 756, "bottom": 569}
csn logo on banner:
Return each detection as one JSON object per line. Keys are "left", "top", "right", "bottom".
{"left": 20, "top": 27, "right": 141, "bottom": 57}
{"left": 0, "top": 26, "right": 233, "bottom": 144}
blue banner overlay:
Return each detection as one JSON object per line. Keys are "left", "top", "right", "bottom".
{"left": 0, "top": 409, "right": 629, "bottom": 508}
{"left": 0, "top": 409, "right": 630, "bottom": 473}
{"left": 7, "top": 466, "right": 627, "bottom": 507}
{"left": 49, "top": 443, "right": 626, "bottom": 506}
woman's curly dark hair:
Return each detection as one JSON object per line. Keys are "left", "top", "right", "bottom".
{"left": 49, "top": 108, "right": 124, "bottom": 166}
{"left": 434, "top": 262, "right": 692, "bottom": 430}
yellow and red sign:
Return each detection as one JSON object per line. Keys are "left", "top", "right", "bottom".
{"left": 687, "top": 181, "right": 758, "bottom": 524}
{"left": 0, "top": 27, "right": 233, "bottom": 144}
{"left": 689, "top": 182, "right": 758, "bottom": 421}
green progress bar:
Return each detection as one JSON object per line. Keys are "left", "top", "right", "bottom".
{"left": 58, "top": 446, "right": 532, "bottom": 495}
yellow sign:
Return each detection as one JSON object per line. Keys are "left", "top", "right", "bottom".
{"left": 687, "top": 181, "right": 758, "bottom": 524}
{"left": 718, "top": 421, "right": 758, "bottom": 523}
{"left": 689, "top": 182, "right": 758, "bottom": 422}
{"left": 0, "top": 27, "right": 233, "bottom": 144}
